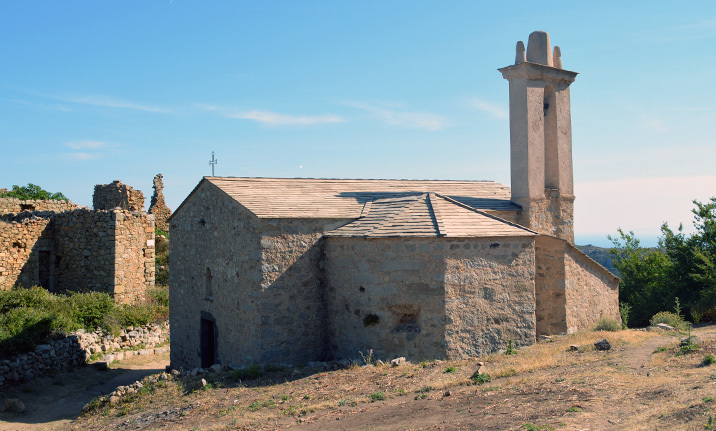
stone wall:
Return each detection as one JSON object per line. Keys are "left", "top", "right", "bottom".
{"left": 0, "top": 209, "right": 155, "bottom": 301}
{"left": 258, "top": 218, "right": 348, "bottom": 365}
{"left": 169, "top": 181, "right": 263, "bottom": 370}
{"left": 148, "top": 174, "right": 172, "bottom": 232}
{"left": 564, "top": 244, "right": 620, "bottom": 333}
{"left": 535, "top": 235, "right": 619, "bottom": 335}
{"left": 0, "top": 197, "right": 79, "bottom": 215}
{"left": 0, "top": 214, "right": 52, "bottom": 290}
{"left": 513, "top": 193, "right": 574, "bottom": 244}
{"left": 0, "top": 321, "right": 169, "bottom": 388}
{"left": 326, "top": 236, "right": 536, "bottom": 362}
{"left": 93, "top": 180, "right": 145, "bottom": 211}
{"left": 113, "top": 211, "right": 155, "bottom": 304}
{"left": 444, "top": 236, "right": 536, "bottom": 357}
{"left": 534, "top": 235, "right": 568, "bottom": 335}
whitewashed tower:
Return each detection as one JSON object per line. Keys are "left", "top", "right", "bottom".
{"left": 499, "top": 31, "right": 577, "bottom": 243}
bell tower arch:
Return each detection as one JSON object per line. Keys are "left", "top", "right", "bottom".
{"left": 499, "top": 31, "right": 578, "bottom": 243}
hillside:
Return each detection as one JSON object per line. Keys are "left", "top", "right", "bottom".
{"left": 36, "top": 326, "right": 715, "bottom": 430}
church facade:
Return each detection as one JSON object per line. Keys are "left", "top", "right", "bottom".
{"left": 169, "top": 31, "right": 619, "bottom": 369}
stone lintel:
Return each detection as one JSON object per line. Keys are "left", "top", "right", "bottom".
{"left": 498, "top": 62, "right": 577, "bottom": 85}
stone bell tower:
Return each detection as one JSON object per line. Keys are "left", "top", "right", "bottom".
{"left": 499, "top": 31, "right": 578, "bottom": 243}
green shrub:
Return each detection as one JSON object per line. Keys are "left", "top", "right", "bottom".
{"left": 593, "top": 317, "right": 621, "bottom": 332}
{"left": 0, "top": 286, "right": 168, "bottom": 359}
{"left": 368, "top": 391, "right": 385, "bottom": 402}
{"left": 703, "top": 354, "right": 715, "bottom": 366}
{"left": 619, "top": 302, "right": 631, "bottom": 329}
{"left": 649, "top": 311, "right": 685, "bottom": 330}
{"left": 232, "top": 365, "right": 263, "bottom": 381}
{"left": 470, "top": 372, "right": 491, "bottom": 385}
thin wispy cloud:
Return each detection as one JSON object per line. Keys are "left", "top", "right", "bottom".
{"left": 63, "top": 140, "right": 111, "bottom": 161}
{"left": 65, "top": 140, "right": 106, "bottom": 150}
{"left": 199, "top": 104, "right": 344, "bottom": 126}
{"left": 346, "top": 101, "right": 447, "bottom": 130}
{"left": 467, "top": 98, "right": 508, "bottom": 119}
{"left": 53, "top": 94, "right": 169, "bottom": 113}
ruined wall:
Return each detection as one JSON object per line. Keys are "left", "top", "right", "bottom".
{"left": 113, "top": 211, "right": 155, "bottom": 304}
{"left": 0, "top": 214, "right": 52, "bottom": 290}
{"left": 326, "top": 236, "right": 536, "bottom": 362}
{"left": 0, "top": 197, "right": 78, "bottom": 215}
{"left": 169, "top": 181, "right": 263, "bottom": 370}
{"left": 93, "top": 180, "right": 145, "bottom": 211}
{"left": 148, "top": 174, "right": 172, "bottom": 232}
{"left": 564, "top": 245, "right": 620, "bottom": 333}
{"left": 258, "top": 218, "right": 349, "bottom": 365}
{"left": 52, "top": 210, "right": 118, "bottom": 295}
{"left": 444, "top": 236, "right": 536, "bottom": 357}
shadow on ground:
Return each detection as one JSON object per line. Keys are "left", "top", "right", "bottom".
{"left": 0, "top": 353, "right": 168, "bottom": 430}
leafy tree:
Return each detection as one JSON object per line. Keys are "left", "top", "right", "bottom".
{"left": 609, "top": 229, "right": 670, "bottom": 326}
{"left": 611, "top": 197, "right": 716, "bottom": 325}
{"left": 0, "top": 183, "right": 68, "bottom": 201}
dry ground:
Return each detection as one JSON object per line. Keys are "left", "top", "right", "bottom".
{"left": 3, "top": 326, "right": 716, "bottom": 431}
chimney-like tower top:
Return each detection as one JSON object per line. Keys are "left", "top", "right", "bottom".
{"left": 514, "top": 31, "right": 563, "bottom": 69}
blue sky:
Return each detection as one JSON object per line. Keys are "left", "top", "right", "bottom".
{"left": 2, "top": 2, "right": 716, "bottom": 247}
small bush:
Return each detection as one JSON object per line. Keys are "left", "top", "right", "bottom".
{"left": 593, "top": 317, "right": 621, "bottom": 332}
{"left": 444, "top": 366, "right": 456, "bottom": 373}
{"left": 619, "top": 302, "right": 631, "bottom": 329}
{"left": 368, "top": 391, "right": 385, "bottom": 402}
{"left": 470, "top": 372, "right": 491, "bottom": 385}
{"left": 650, "top": 311, "right": 685, "bottom": 330}
{"left": 703, "top": 354, "right": 715, "bottom": 366}
{"left": 505, "top": 340, "right": 517, "bottom": 355}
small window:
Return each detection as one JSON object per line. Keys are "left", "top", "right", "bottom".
{"left": 205, "top": 267, "right": 213, "bottom": 298}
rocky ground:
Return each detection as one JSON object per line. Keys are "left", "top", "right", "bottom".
{"left": 2, "top": 325, "right": 716, "bottom": 430}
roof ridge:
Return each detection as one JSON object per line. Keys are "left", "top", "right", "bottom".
{"left": 426, "top": 193, "right": 445, "bottom": 237}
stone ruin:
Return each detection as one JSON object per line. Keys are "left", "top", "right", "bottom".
{"left": 148, "top": 174, "right": 172, "bottom": 232}
{"left": 93, "top": 180, "right": 145, "bottom": 212}
{"left": 0, "top": 179, "right": 158, "bottom": 303}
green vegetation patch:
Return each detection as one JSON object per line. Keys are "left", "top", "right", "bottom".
{"left": 0, "top": 286, "right": 168, "bottom": 359}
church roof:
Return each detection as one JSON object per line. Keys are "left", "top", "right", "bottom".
{"left": 325, "top": 193, "right": 535, "bottom": 238}
{"left": 200, "top": 177, "right": 520, "bottom": 219}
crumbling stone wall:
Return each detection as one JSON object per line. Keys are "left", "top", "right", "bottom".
{"left": 326, "top": 236, "right": 536, "bottom": 362}
{"left": 113, "top": 211, "right": 155, "bottom": 303}
{"left": 0, "top": 209, "right": 155, "bottom": 302}
{"left": 0, "top": 197, "right": 79, "bottom": 215}
{"left": 148, "top": 174, "right": 172, "bottom": 232}
{"left": 0, "top": 214, "right": 52, "bottom": 290}
{"left": 0, "top": 321, "right": 169, "bottom": 388}
{"left": 93, "top": 180, "right": 145, "bottom": 211}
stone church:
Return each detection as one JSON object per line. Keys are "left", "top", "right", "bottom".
{"left": 169, "top": 31, "right": 619, "bottom": 369}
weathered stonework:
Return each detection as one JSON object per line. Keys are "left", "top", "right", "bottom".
{"left": 0, "top": 197, "right": 79, "bottom": 215}
{"left": 94, "top": 180, "right": 145, "bottom": 211}
{"left": 0, "top": 209, "right": 155, "bottom": 303}
{"left": 326, "top": 237, "right": 536, "bottom": 362}
{"left": 0, "top": 321, "right": 169, "bottom": 388}
{"left": 149, "top": 174, "right": 172, "bottom": 232}
{"left": 535, "top": 235, "right": 619, "bottom": 335}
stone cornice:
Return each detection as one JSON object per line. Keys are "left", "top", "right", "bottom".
{"left": 498, "top": 62, "right": 578, "bottom": 85}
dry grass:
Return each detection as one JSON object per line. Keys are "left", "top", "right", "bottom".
{"left": 74, "top": 327, "right": 716, "bottom": 431}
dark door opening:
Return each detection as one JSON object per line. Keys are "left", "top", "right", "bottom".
{"left": 200, "top": 317, "right": 216, "bottom": 368}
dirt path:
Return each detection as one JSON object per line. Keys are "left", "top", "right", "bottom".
{"left": 0, "top": 352, "right": 169, "bottom": 431}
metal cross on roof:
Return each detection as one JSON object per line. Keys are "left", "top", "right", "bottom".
{"left": 209, "top": 151, "right": 218, "bottom": 176}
